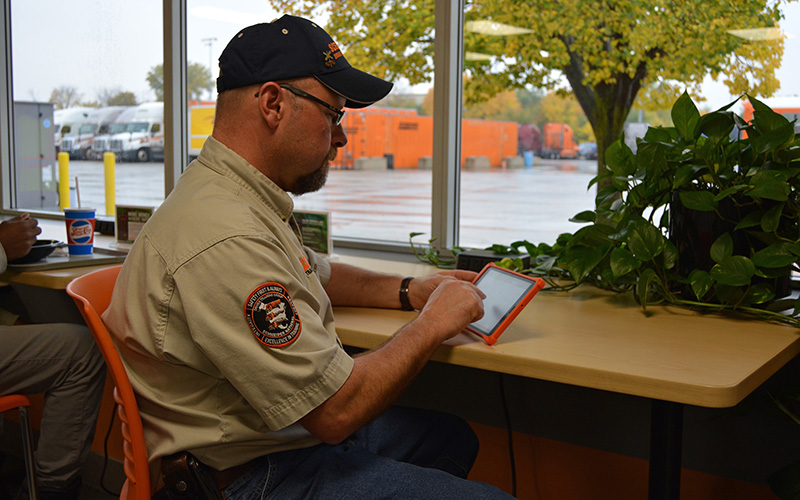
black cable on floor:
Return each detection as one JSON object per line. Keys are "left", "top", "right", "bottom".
{"left": 498, "top": 373, "right": 517, "bottom": 497}
{"left": 100, "top": 402, "right": 120, "bottom": 496}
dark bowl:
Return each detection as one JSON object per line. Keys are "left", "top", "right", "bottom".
{"left": 8, "top": 239, "right": 63, "bottom": 264}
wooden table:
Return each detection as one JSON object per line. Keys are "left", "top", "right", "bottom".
{"left": 331, "top": 257, "right": 800, "bottom": 500}
{"left": 5, "top": 251, "right": 800, "bottom": 499}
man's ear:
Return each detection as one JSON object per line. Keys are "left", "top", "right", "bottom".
{"left": 256, "top": 82, "right": 283, "bottom": 128}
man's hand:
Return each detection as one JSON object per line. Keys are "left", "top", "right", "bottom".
{"left": 0, "top": 214, "right": 41, "bottom": 261}
{"left": 406, "top": 270, "right": 478, "bottom": 310}
{"left": 416, "top": 277, "right": 485, "bottom": 343}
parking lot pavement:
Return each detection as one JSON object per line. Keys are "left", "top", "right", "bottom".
{"left": 51, "top": 158, "right": 599, "bottom": 249}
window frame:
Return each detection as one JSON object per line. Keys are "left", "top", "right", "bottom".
{"left": 0, "top": 0, "right": 465, "bottom": 257}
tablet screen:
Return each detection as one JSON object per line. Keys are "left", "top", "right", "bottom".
{"left": 468, "top": 266, "right": 538, "bottom": 338}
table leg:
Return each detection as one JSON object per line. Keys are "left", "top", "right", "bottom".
{"left": 648, "top": 399, "right": 684, "bottom": 500}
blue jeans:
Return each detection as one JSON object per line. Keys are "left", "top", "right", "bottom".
{"left": 223, "top": 406, "right": 514, "bottom": 500}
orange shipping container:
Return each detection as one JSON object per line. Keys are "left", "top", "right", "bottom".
{"left": 335, "top": 108, "right": 519, "bottom": 169}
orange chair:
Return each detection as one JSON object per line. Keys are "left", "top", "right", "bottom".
{"left": 66, "top": 266, "right": 150, "bottom": 500}
{"left": 0, "top": 394, "right": 38, "bottom": 500}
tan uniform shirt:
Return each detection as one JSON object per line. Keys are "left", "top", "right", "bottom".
{"left": 103, "top": 137, "right": 354, "bottom": 477}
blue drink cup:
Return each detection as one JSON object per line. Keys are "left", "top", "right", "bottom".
{"left": 64, "top": 208, "right": 96, "bottom": 255}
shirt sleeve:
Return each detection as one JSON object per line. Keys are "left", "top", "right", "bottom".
{"left": 167, "top": 235, "right": 353, "bottom": 431}
{"left": 305, "top": 247, "right": 331, "bottom": 287}
{"left": 0, "top": 243, "right": 8, "bottom": 274}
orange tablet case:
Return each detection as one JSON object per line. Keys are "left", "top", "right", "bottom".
{"left": 465, "top": 263, "right": 545, "bottom": 345}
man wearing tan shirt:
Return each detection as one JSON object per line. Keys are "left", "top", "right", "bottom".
{"left": 104, "top": 15, "right": 513, "bottom": 499}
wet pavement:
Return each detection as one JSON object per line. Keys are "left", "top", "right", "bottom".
{"left": 54, "top": 157, "right": 600, "bottom": 249}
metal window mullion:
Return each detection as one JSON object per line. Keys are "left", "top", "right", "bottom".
{"left": 163, "top": 0, "right": 187, "bottom": 195}
{"left": 0, "top": 0, "right": 14, "bottom": 209}
{"left": 430, "top": 0, "right": 464, "bottom": 251}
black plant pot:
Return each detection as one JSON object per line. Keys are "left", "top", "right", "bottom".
{"left": 668, "top": 191, "right": 791, "bottom": 299}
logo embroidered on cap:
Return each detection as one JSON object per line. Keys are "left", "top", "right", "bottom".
{"left": 323, "top": 42, "right": 343, "bottom": 67}
{"left": 244, "top": 283, "right": 302, "bottom": 348}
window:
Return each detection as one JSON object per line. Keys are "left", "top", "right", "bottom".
{"left": 3, "top": 0, "right": 164, "bottom": 216}
{"left": 1, "top": 0, "right": 796, "bottom": 257}
{"left": 187, "top": 1, "right": 437, "bottom": 248}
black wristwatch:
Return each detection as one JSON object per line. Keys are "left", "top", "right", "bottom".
{"left": 399, "top": 276, "right": 414, "bottom": 311}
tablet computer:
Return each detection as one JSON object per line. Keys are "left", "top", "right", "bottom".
{"left": 465, "top": 263, "right": 545, "bottom": 345}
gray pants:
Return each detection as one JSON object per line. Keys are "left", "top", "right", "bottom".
{"left": 0, "top": 323, "right": 105, "bottom": 489}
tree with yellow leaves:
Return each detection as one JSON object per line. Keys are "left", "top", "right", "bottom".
{"left": 271, "top": 0, "right": 789, "bottom": 175}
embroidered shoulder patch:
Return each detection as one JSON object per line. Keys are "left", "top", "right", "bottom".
{"left": 244, "top": 283, "right": 301, "bottom": 348}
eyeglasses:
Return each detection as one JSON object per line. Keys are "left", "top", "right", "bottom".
{"left": 279, "top": 84, "right": 345, "bottom": 126}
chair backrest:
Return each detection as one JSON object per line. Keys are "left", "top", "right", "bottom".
{"left": 66, "top": 265, "right": 151, "bottom": 500}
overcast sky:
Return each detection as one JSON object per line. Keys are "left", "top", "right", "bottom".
{"left": 10, "top": 0, "right": 800, "bottom": 111}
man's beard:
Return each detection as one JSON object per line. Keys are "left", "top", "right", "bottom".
{"left": 290, "top": 148, "right": 337, "bottom": 195}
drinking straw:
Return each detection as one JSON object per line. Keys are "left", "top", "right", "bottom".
{"left": 75, "top": 176, "right": 81, "bottom": 208}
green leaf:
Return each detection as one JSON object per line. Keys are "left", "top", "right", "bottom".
{"left": 744, "top": 283, "right": 775, "bottom": 305}
{"left": 661, "top": 240, "right": 678, "bottom": 270}
{"left": 510, "top": 240, "right": 537, "bottom": 256}
{"left": 761, "top": 203, "right": 784, "bottom": 233}
{"left": 638, "top": 268, "right": 660, "bottom": 312}
{"left": 747, "top": 171, "right": 790, "bottom": 201}
{"left": 710, "top": 233, "right": 734, "bottom": 264}
{"left": 750, "top": 110, "right": 795, "bottom": 153}
{"left": 734, "top": 210, "right": 764, "bottom": 231}
{"left": 560, "top": 245, "right": 610, "bottom": 284}
{"left": 713, "top": 185, "right": 750, "bottom": 202}
{"left": 748, "top": 181, "right": 790, "bottom": 202}
{"left": 688, "top": 269, "right": 714, "bottom": 300}
{"left": 531, "top": 255, "right": 557, "bottom": 275}
{"left": 679, "top": 191, "right": 718, "bottom": 211}
{"left": 605, "top": 139, "right": 636, "bottom": 177}
{"left": 710, "top": 256, "right": 756, "bottom": 286}
{"left": 627, "top": 220, "right": 665, "bottom": 261}
{"left": 569, "top": 210, "right": 597, "bottom": 223}
{"left": 642, "top": 126, "right": 677, "bottom": 143}
{"left": 698, "top": 110, "right": 735, "bottom": 140}
{"left": 752, "top": 243, "right": 796, "bottom": 268}
{"left": 673, "top": 165, "right": 699, "bottom": 190}
{"left": 610, "top": 247, "right": 641, "bottom": 278}
{"left": 671, "top": 91, "right": 701, "bottom": 141}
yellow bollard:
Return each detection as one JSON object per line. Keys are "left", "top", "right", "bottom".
{"left": 104, "top": 152, "right": 116, "bottom": 216}
{"left": 58, "top": 152, "right": 70, "bottom": 210}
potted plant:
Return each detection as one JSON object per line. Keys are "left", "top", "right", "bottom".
{"left": 501, "top": 92, "right": 799, "bottom": 325}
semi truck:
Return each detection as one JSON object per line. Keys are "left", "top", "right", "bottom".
{"left": 53, "top": 107, "right": 92, "bottom": 155}
{"left": 108, "top": 102, "right": 164, "bottom": 162}
{"left": 540, "top": 122, "right": 580, "bottom": 159}
{"left": 91, "top": 107, "right": 138, "bottom": 160}
{"left": 59, "top": 106, "right": 129, "bottom": 160}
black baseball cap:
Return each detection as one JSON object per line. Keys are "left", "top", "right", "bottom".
{"left": 217, "top": 15, "right": 393, "bottom": 108}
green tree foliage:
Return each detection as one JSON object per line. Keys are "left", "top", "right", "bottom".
{"left": 423, "top": 87, "right": 546, "bottom": 125}
{"left": 146, "top": 62, "right": 213, "bottom": 101}
{"left": 270, "top": 0, "right": 789, "bottom": 178}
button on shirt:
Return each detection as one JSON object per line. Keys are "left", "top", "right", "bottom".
{"left": 102, "top": 136, "right": 354, "bottom": 477}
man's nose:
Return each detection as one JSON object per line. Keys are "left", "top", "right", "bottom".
{"left": 332, "top": 124, "right": 347, "bottom": 148}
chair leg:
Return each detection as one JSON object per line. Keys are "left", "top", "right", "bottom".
{"left": 18, "top": 406, "right": 39, "bottom": 500}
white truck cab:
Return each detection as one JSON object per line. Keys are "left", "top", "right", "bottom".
{"left": 60, "top": 106, "right": 129, "bottom": 160}
{"left": 53, "top": 107, "right": 93, "bottom": 156}
{"left": 108, "top": 102, "right": 164, "bottom": 162}
{"left": 91, "top": 106, "right": 138, "bottom": 160}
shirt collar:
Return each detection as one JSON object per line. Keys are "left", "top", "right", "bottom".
{"left": 197, "top": 136, "right": 295, "bottom": 222}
